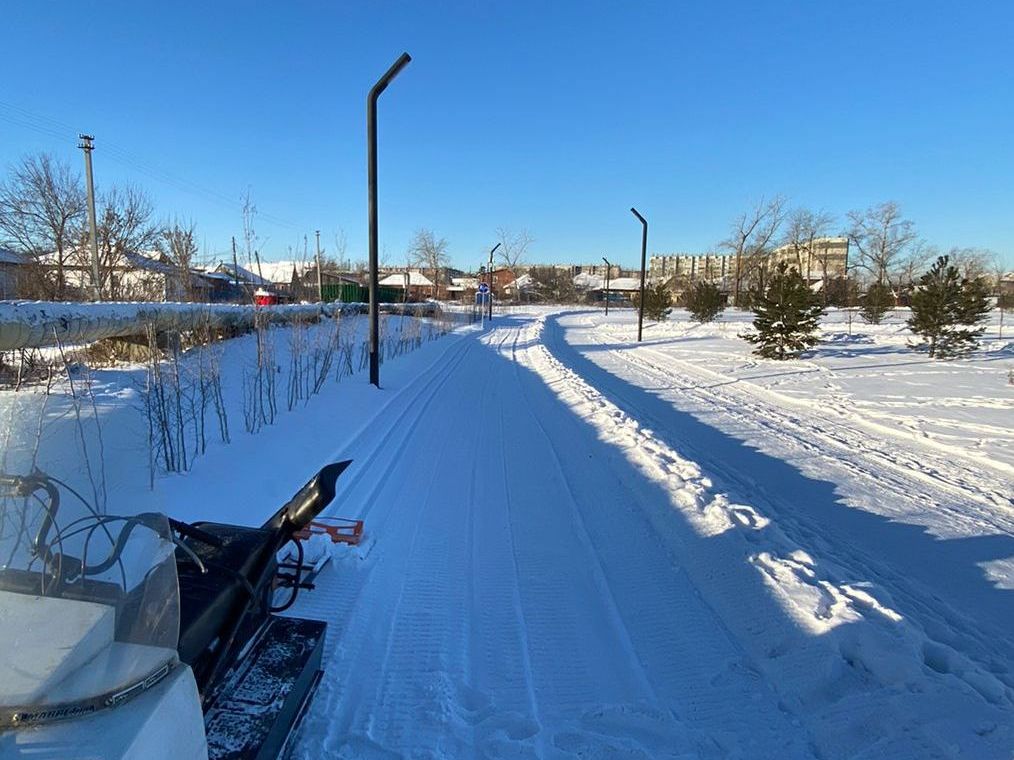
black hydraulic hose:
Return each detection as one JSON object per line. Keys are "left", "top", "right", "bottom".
{"left": 81, "top": 513, "right": 164, "bottom": 577}
{"left": 270, "top": 538, "right": 304, "bottom": 614}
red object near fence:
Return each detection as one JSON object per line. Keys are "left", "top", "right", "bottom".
{"left": 254, "top": 288, "right": 279, "bottom": 306}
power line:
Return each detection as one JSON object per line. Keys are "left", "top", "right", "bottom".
{"left": 0, "top": 99, "right": 299, "bottom": 230}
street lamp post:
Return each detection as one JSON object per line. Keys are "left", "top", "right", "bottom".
{"left": 367, "top": 52, "right": 411, "bottom": 388}
{"left": 630, "top": 207, "right": 648, "bottom": 342}
{"left": 602, "top": 256, "right": 612, "bottom": 316}
{"left": 487, "top": 242, "right": 501, "bottom": 321}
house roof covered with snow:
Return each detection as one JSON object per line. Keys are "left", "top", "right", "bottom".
{"left": 210, "top": 261, "right": 271, "bottom": 286}
{"left": 505, "top": 273, "right": 534, "bottom": 291}
{"left": 379, "top": 271, "right": 434, "bottom": 287}
{"left": 256, "top": 260, "right": 313, "bottom": 284}
{"left": 571, "top": 272, "right": 642, "bottom": 291}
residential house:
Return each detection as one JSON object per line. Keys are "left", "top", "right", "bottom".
{"left": 0, "top": 248, "right": 27, "bottom": 299}
{"left": 378, "top": 270, "right": 435, "bottom": 301}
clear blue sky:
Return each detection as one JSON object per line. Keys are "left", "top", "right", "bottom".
{"left": 2, "top": 1, "right": 1012, "bottom": 270}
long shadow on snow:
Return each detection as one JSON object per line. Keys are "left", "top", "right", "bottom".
{"left": 539, "top": 313, "right": 1014, "bottom": 671}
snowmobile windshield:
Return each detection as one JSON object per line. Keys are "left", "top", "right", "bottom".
{"left": 0, "top": 392, "right": 180, "bottom": 729}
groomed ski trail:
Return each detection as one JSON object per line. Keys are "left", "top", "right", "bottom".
{"left": 285, "top": 313, "right": 1012, "bottom": 759}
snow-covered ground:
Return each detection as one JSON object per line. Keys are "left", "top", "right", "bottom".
{"left": 2, "top": 304, "right": 1011, "bottom": 758}
{"left": 282, "top": 307, "right": 1013, "bottom": 759}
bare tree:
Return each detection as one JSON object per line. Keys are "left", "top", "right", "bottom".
{"left": 722, "top": 196, "right": 787, "bottom": 307}
{"left": 781, "top": 208, "right": 835, "bottom": 280}
{"left": 160, "top": 219, "right": 199, "bottom": 301}
{"left": 945, "top": 247, "right": 997, "bottom": 281}
{"left": 495, "top": 226, "right": 534, "bottom": 301}
{"left": 333, "top": 227, "right": 348, "bottom": 271}
{"left": 891, "top": 239, "right": 935, "bottom": 297}
{"left": 0, "top": 153, "right": 86, "bottom": 298}
{"left": 529, "top": 266, "right": 577, "bottom": 303}
{"left": 408, "top": 228, "right": 449, "bottom": 299}
{"left": 847, "top": 201, "right": 917, "bottom": 286}
{"left": 70, "top": 184, "right": 159, "bottom": 299}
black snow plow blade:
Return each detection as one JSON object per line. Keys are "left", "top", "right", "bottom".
{"left": 203, "top": 616, "right": 325, "bottom": 760}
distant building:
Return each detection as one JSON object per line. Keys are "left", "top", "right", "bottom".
{"left": 649, "top": 253, "right": 735, "bottom": 287}
{"left": 379, "top": 270, "right": 435, "bottom": 300}
{"left": 0, "top": 248, "right": 28, "bottom": 299}
{"left": 769, "top": 237, "right": 849, "bottom": 283}
{"left": 650, "top": 237, "right": 849, "bottom": 299}
{"left": 998, "top": 272, "right": 1013, "bottom": 297}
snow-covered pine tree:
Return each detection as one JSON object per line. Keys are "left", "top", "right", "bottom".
{"left": 907, "top": 255, "right": 991, "bottom": 358}
{"left": 635, "top": 282, "right": 673, "bottom": 322}
{"left": 859, "top": 281, "right": 894, "bottom": 324}
{"left": 743, "top": 261, "right": 824, "bottom": 360}
{"left": 685, "top": 280, "right": 725, "bottom": 323}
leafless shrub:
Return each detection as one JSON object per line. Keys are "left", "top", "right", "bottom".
{"left": 143, "top": 323, "right": 191, "bottom": 479}
{"left": 242, "top": 312, "right": 278, "bottom": 433}
{"left": 52, "top": 330, "right": 108, "bottom": 512}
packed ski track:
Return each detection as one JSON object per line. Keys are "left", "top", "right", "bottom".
{"left": 285, "top": 310, "right": 1013, "bottom": 760}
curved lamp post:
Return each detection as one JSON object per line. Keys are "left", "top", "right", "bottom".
{"left": 368, "top": 52, "right": 411, "bottom": 387}
{"left": 602, "top": 256, "right": 612, "bottom": 316}
{"left": 630, "top": 207, "right": 647, "bottom": 342}
{"left": 487, "top": 242, "right": 501, "bottom": 321}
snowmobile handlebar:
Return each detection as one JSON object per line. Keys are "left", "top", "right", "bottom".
{"left": 167, "top": 517, "right": 224, "bottom": 548}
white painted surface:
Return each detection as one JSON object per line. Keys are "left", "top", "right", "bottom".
{"left": 0, "top": 591, "right": 114, "bottom": 704}
{"left": 1, "top": 664, "right": 208, "bottom": 760}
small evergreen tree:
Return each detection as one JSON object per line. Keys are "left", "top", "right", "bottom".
{"left": 743, "top": 261, "right": 824, "bottom": 360}
{"left": 860, "top": 281, "right": 895, "bottom": 324}
{"left": 685, "top": 281, "right": 725, "bottom": 323}
{"left": 907, "top": 255, "right": 992, "bottom": 358}
{"left": 635, "top": 282, "right": 673, "bottom": 322}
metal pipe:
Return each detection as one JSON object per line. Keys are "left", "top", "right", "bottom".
{"left": 367, "top": 52, "right": 411, "bottom": 388}
{"left": 0, "top": 302, "right": 364, "bottom": 351}
{"left": 630, "top": 207, "right": 648, "bottom": 342}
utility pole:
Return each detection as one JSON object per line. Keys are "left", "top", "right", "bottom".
{"left": 79, "top": 135, "right": 101, "bottom": 300}
{"left": 487, "top": 242, "right": 501, "bottom": 321}
{"left": 602, "top": 256, "right": 612, "bottom": 316}
{"left": 367, "top": 52, "right": 412, "bottom": 388}
{"left": 631, "top": 207, "right": 648, "bottom": 342}
{"left": 315, "top": 230, "right": 324, "bottom": 302}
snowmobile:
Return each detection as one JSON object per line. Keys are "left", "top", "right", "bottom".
{"left": 0, "top": 460, "right": 351, "bottom": 759}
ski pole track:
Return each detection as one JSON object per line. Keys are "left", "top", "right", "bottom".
{"left": 561, "top": 315, "right": 1014, "bottom": 678}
